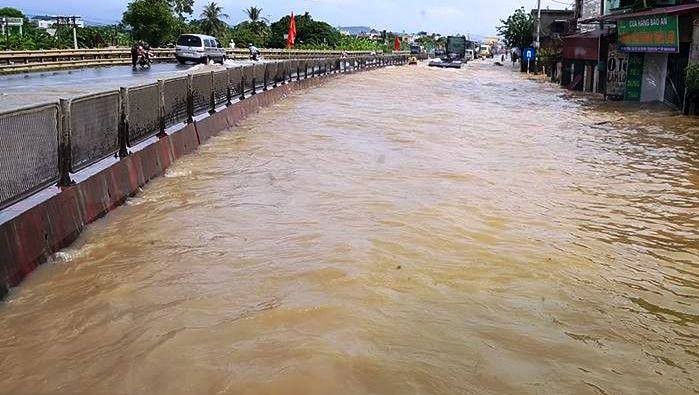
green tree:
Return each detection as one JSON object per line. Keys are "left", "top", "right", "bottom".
{"left": 336, "top": 35, "right": 382, "bottom": 51}
{"left": 122, "top": 0, "right": 178, "bottom": 47}
{"left": 0, "top": 8, "right": 60, "bottom": 50}
{"left": 244, "top": 6, "right": 266, "bottom": 23}
{"left": 199, "top": 2, "right": 228, "bottom": 36}
{"left": 0, "top": 7, "right": 24, "bottom": 17}
{"left": 497, "top": 7, "right": 534, "bottom": 72}
{"left": 497, "top": 7, "right": 533, "bottom": 49}
{"left": 224, "top": 6, "right": 269, "bottom": 47}
{"left": 229, "top": 21, "right": 269, "bottom": 47}
{"left": 169, "top": 0, "right": 194, "bottom": 21}
{"left": 268, "top": 12, "right": 340, "bottom": 49}
{"left": 415, "top": 34, "right": 438, "bottom": 51}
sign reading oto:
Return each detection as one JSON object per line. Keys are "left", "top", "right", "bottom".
{"left": 618, "top": 14, "right": 679, "bottom": 53}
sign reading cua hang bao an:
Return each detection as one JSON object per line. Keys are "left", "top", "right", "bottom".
{"left": 618, "top": 14, "right": 679, "bottom": 53}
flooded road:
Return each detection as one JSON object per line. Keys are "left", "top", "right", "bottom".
{"left": 1, "top": 61, "right": 698, "bottom": 394}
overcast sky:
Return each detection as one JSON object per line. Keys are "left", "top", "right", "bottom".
{"left": 8, "top": 0, "right": 574, "bottom": 38}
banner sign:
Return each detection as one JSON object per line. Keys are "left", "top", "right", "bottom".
{"left": 624, "top": 53, "right": 644, "bottom": 101}
{"left": 606, "top": 44, "right": 629, "bottom": 98}
{"left": 618, "top": 14, "right": 679, "bottom": 53}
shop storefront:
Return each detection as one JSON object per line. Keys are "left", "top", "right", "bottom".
{"left": 594, "top": 4, "right": 698, "bottom": 106}
{"left": 561, "top": 31, "right": 602, "bottom": 92}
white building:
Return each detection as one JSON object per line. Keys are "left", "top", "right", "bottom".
{"left": 31, "top": 15, "right": 84, "bottom": 30}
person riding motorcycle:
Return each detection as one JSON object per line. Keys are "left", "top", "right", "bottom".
{"left": 138, "top": 43, "right": 151, "bottom": 68}
{"left": 130, "top": 41, "right": 141, "bottom": 70}
{"left": 131, "top": 41, "right": 151, "bottom": 69}
{"left": 248, "top": 43, "right": 260, "bottom": 61}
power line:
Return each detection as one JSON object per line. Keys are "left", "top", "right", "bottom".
{"left": 546, "top": 0, "right": 575, "bottom": 6}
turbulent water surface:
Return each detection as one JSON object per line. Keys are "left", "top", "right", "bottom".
{"left": 1, "top": 61, "right": 698, "bottom": 394}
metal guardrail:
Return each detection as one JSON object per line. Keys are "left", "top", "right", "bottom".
{"left": 0, "top": 48, "right": 410, "bottom": 74}
{"left": 0, "top": 54, "right": 420, "bottom": 210}
{"left": 0, "top": 103, "right": 60, "bottom": 209}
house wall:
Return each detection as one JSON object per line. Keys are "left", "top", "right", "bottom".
{"left": 579, "top": 0, "right": 603, "bottom": 31}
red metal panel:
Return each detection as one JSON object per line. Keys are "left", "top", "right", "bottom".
{"left": 563, "top": 37, "right": 600, "bottom": 60}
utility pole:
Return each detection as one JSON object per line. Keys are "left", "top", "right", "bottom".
{"left": 535, "top": 0, "right": 542, "bottom": 49}
{"left": 71, "top": 16, "right": 78, "bottom": 49}
{"left": 3, "top": 18, "right": 8, "bottom": 47}
{"left": 534, "top": 0, "right": 542, "bottom": 74}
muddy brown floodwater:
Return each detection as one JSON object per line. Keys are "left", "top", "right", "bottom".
{"left": 1, "top": 61, "right": 698, "bottom": 394}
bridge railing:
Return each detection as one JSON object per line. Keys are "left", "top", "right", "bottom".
{"left": 0, "top": 53, "right": 422, "bottom": 211}
{"left": 0, "top": 47, "right": 408, "bottom": 65}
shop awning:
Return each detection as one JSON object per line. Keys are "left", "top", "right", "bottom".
{"left": 562, "top": 32, "right": 600, "bottom": 60}
{"left": 579, "top": 3, "right": 699, "bottom": 23}
{"left": 564, "top": 28, "right": 608, "bottom": 39}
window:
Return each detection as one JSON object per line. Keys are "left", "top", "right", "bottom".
{"left": 177, "top": 35, "right": 202, "bottom": 47}
{"left": 551, "top": 21, "right": 566, "bottom": 34}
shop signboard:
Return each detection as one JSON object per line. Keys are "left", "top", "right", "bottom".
{"left": 624, "top": 53, "right": 644, "bottom": 101}
{"left": 618, "top": 14, "right": 679, "bottom": 53}
{"left": 606, "top": 44, "right": 629, "bottom": 98}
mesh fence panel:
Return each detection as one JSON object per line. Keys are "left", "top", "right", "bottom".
{"left": 191, "top": 72, "right": 211, "bottom": 115}
{"left": 70, "top": 91, "right": 119, "bottom": 172}
{"left": 253, "top": 63, "right": 265, "bottom": 89}
{"left": 212, "top": 70, "right": 228, "bottom": 106}
{"left": 291, "top": 60, "right": 300, "bottom": 78}
{"left": 228, "top": 67, "right": 243, "bottom": 98}
{"left": 127, "top": 83, "right": 160, "bottom": 146}
{"left": 275, "top": 61, "right": 287, "bottom": 83}
{"left": 162, "top": 76, "right": 188, "bottom": 128}
{"left": 264, "top": 62, "right": 275, "bottom": 86}
{"left": 242, "top": 65, "right": 255, "bottom": 93}
{"left": 0, "top": 103, "right": 59, "bottom": 210}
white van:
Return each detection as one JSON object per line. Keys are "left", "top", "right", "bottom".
{"left": 175, "top": 34, "right": 226, "bottom": 64}
{"left": 464, "top": 49, "right": 474, "bottom": 61}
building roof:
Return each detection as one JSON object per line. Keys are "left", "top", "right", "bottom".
{"left": 531, "top": 9, "right": 575, "bottom": 15}
{"left": 564, "top": 28, "right": 609, "bottom": 39}
{"left": 579, "top": 3, "right": 699, "bottom": 23}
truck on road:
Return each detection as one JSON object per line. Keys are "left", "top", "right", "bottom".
{"left": 429, "top": 35, "right": 468, "bottom": 69}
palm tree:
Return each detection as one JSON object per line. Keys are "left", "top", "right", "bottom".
{"left": 244, "top": 6, "right": 265, "bottom": 23}
{"left": 243, "top": 6, "right": 268, "bottom": 40}
{"left": 200, "top": 2, "right": 229, "bottom": 36}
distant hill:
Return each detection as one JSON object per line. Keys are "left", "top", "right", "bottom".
{"left": 338, "top": 26, "right": 374, "bottom": 35}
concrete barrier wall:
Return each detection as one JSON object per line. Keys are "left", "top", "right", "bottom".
{"left": 0, "top": 61, "right": 408, "bottom": 299}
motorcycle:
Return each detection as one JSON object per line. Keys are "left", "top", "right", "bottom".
{"left": 136, "top": 46, "right": 151, "bottom": 69}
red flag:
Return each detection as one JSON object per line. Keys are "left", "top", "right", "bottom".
{"left": 287, "top": 13, "right": 296, "bottom": 49}
{"left": 393, "top": 36, "right": 401, "bottom": 51}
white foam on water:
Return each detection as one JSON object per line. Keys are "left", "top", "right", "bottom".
{"left": 165, "top": 168, "right": 193, "bottom": 178}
